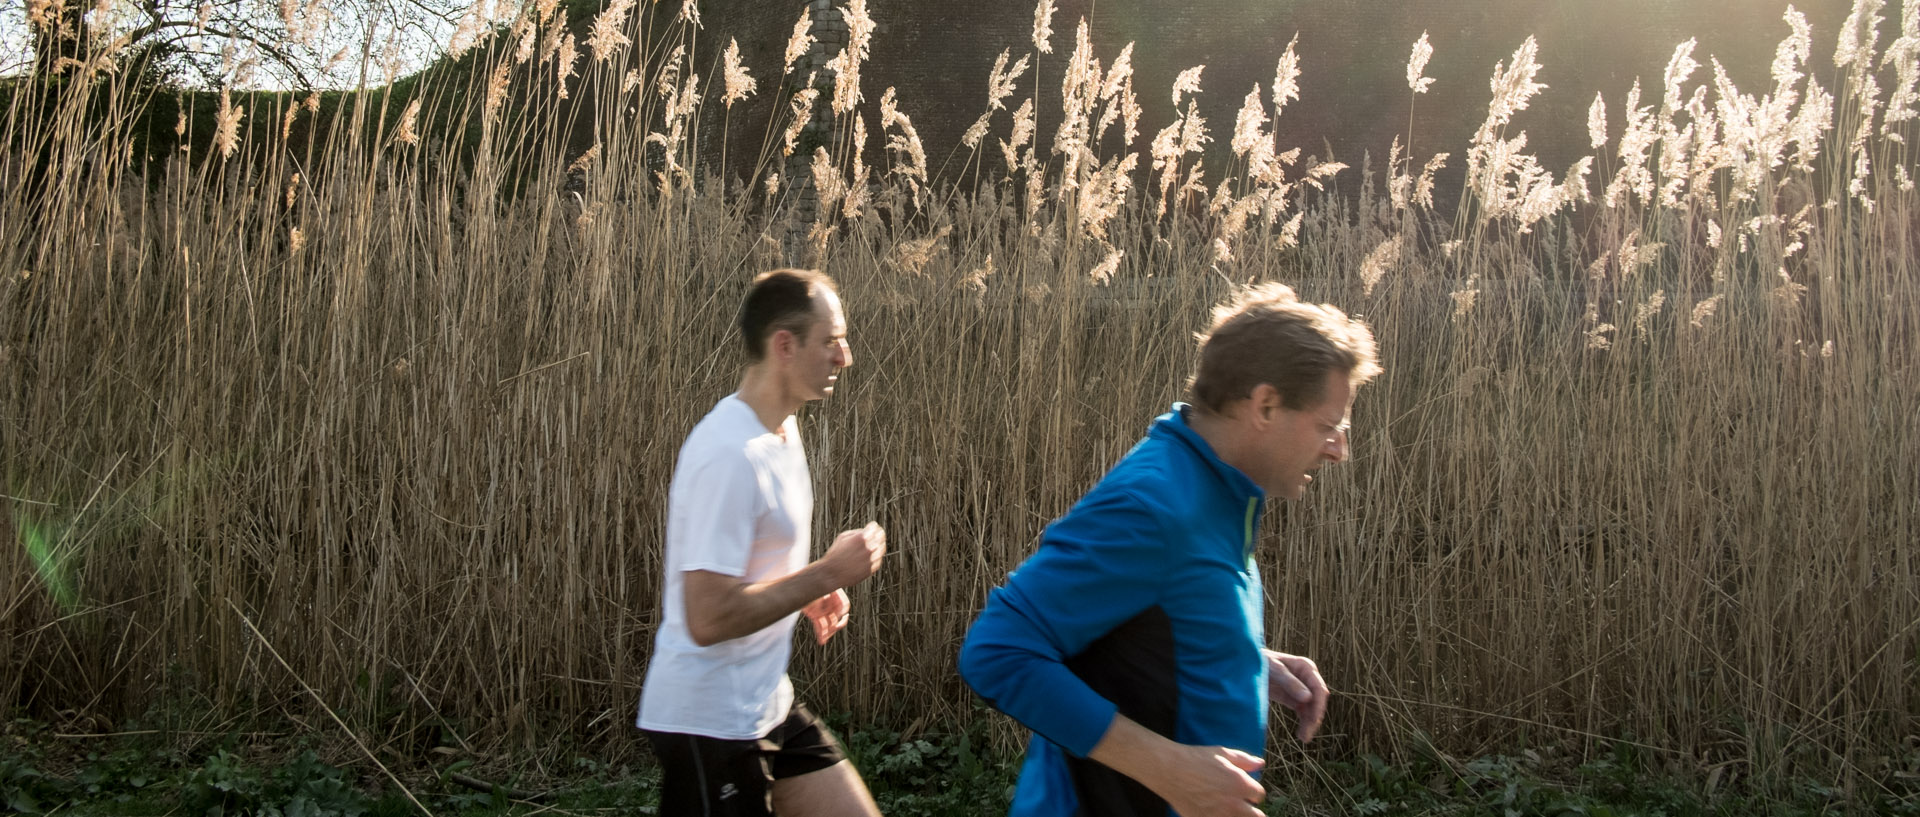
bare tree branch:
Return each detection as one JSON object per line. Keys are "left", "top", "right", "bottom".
{"left": 199, "top": 23, "right": 315, "bottom": 87}
{"left": 23, "top": 0, "right": 467, "bottom": 88}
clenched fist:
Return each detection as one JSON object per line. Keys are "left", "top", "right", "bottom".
{"left": 821, "top": 521, "right": 886, "bottom": 588}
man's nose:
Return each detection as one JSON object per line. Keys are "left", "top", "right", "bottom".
{"left": 1322, "top": 428, "right": 1348, "bottom": 463}
{"left": 835, "top": 340, "right": 852, "bottom": 369}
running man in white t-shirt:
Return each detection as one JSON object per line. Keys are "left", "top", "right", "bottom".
{"left": 638, "top": 269, "right": 888, "bottom": 816}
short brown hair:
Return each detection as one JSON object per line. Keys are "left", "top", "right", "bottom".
{"left": 1188, "top": 283, "right": 1381, "bottom": 412}
{"left": 739, "top": 269, "right": 837, "bottom": 361}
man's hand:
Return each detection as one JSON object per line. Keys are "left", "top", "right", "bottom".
{"left": 819, "top": 522, "right": 887, "bottom": 588}
{"left": 1088, "top": 715, "right": 1264, "bottom": 817}
{"left": 1265, "top": 650, "right": 1329, "bottom": 742}
{"left": 1155, "top": 744, "right": 1266, "bottom": 817}
{"left": 802, "top": 589, "right": 851, "bottom": 645}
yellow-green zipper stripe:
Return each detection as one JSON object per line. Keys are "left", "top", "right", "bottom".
{"left": 1243, "top": 497, "right": 1258, "bottom": 568}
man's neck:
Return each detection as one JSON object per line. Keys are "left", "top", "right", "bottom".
{"left": 1186, "top": 404, "right": 1252, "bottom": 478}
{"left": 737, "top": 365, "right": 803, "bottom": 436}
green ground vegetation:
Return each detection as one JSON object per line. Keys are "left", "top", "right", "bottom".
{"left": 5, "top": 710, "right": 1918, "bottom": 817}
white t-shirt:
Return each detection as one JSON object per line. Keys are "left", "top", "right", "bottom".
{"left": 637, "top": 394, "right": 814, "bottom": 739}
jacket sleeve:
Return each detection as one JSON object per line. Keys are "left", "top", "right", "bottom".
{"left": 958, "top": 487, "right": 1167, "bottom": 757}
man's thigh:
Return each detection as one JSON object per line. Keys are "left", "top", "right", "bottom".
{"left": 763, "top": 704, "right": 876, "bottom": 816}
{"left": 771, "top": 760, "right": 880, "bottom": 817}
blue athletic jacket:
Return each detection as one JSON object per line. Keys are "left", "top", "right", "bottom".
{"left": 958, "top": 404, "right": 1269, "bottom": 816}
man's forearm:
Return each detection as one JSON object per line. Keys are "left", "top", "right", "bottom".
{"left": 1087, "top": 714, "right": 1174, "bottom": 788}
{"left": 685, "top": 564, "right": 837, "bottom": 646}
{"left": 1087, "top": 713, "right": 1267, "bottom": 815}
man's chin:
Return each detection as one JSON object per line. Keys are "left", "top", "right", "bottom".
{"left": 1283, "top": 476, "right": 1311, "bottom": 500}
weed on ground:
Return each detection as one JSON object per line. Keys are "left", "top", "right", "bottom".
{"left": 7, "top": 714, "right": 1918, "bottom": 816}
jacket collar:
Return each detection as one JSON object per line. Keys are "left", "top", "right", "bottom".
{"left": 1151, "top": 403, "right": 1266, "bottom": 504}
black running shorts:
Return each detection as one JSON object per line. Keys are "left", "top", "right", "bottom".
{"left": 641, "top": 703, "right": 849, "bottom": 817}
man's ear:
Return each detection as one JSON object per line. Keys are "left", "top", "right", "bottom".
{"left": 1250, "top": 383, "right": 1285, "bottom": 424}
{"left": 769, "top": 328, "right": 795, "bottom": 360}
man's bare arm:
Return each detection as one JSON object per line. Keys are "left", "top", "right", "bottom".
{"left": 1087, "top": 715, "right": 1265, "bottom": 817}
{"left": 684, "top": 523, "right": 885, "bottom": 646}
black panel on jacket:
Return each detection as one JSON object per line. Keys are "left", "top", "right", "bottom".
{"left": 1062, "top": 605, "right": 1178, "bottom": 817}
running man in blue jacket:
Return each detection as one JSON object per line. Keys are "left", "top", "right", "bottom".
{"left": 959, "top": 283, "right": 1380, "bottom": 817}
